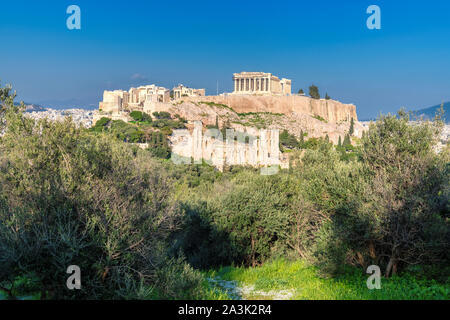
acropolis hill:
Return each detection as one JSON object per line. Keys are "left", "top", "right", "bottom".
{"left": 94, "top": 72, "right": 363, "bottom": 146}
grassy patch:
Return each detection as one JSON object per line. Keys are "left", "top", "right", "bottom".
{"left": 312, "top": 115, "right": 328, "bottom": 123}
{"left": 204, "top": 259, "right": 449, "bottom": 300}
{"left": 199, "top": 101, "right": 236, "bottom": 112}
{"left": 237, "top": 112, "right": 284, "bottom": 117}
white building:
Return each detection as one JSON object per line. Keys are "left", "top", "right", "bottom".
{"left": 172, "top": 84, "right": 205, "bottom": 99}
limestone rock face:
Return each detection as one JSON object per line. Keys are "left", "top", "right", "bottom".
{"left": 185, "top": 95, "right": 358, "bottom": 123}
{"left": 158, "top": 96, "right": 364, "bottom": 145}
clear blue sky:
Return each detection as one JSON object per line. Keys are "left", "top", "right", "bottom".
{"left": 1, "top": 0, "right": 449, "bottom": 119}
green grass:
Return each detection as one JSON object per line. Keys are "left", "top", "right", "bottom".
{"left": 199, "top": 101, "right": 236, "bottom": 112}
{"left": 3, "top": 260, "right": 447, "bottom": 300}
{"left": 0, "top": 274, "right": 42, "bottom": 300}
{"left": 312, "top": 115, "right": 328, "bottom": 123}
{"left": 204, "top": 259, "right": 449, "bottom": 300}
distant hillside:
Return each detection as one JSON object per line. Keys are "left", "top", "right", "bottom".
{"left": 412, "top": 102, "right": 449, "bottom": 123}
{"left": 14, "top": 102, "right": 47, "bottom": 112}
{"left": 14, "top": 101, "right": 97, "bottom": 111}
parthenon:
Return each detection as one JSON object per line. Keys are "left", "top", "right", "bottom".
{"left": 232, "top": 72, "right": 292, "bottom": 95}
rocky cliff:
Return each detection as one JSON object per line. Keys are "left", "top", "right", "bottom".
{"left": 185, "top": 95, "right": 358, "bottom": 123}
{"left": 143, "top": 94, "right": 363, "bottom": 145}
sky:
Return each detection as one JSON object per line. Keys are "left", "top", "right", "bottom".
{"left": 0, "top": 0, "right": 449, "bottom": 119}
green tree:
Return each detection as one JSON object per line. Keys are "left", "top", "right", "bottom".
{"left": 153, "top": 111, "right": 172, "bottom": 120}
{"left": 349, "top": 118, "right": 355, "bottom": 136}
{"left": 309, "top": 85, "right": 320, "bottom": 99}
{"left": 91, "top": 117, "right": 111, "bottom": 132}
{"left": 130, "top": 111, "right": 152, "bottom": 123}
{"left": 0, "top": 80, "right": 22, "bottom": 130}
{"left": 343, "top": 134, "right": 351, "bottom": 146}
{"left": 325, "top": 93, "right": 330, "bottom": 100}
{"left": 280, "top": 129, "right": 300, "bottom": 150}
{"left": 298, "top": 89, "right": 304, "bottom": 95}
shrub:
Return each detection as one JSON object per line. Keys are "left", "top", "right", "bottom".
{"left": 130, "top": 111, "right": 152, "bottom": 123}
{"left": 0, "top": 102, "right": 198, "bottom": 299}
{"left": 153, "top": 111, "right": 172, "bottom": 120}
{"left": 175, "top": 172, "right": 298, "bottom": 268}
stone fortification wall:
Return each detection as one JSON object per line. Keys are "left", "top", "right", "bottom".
{"left": 170, "top": 121, "right": 288, "bottom": 172}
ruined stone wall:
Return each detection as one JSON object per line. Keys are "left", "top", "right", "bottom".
{"left": 170, "top": 121, "right": 288, "bottom": 171}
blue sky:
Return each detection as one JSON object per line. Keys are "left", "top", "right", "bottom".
{"left": 0, "top": 0, "right": 449, "bottom": 119}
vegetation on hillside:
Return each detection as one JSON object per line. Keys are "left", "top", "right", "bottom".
{"left": 0, "top": 83, "right": 448, "bottom": 300}
{"left": 90, "top": 111, "right": 186, "bottom": 159}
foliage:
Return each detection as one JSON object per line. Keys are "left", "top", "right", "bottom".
{"left": 0, "top": 88, "right": 204, "bottom": 299}
{"left": 312, "top": 115, "right": 327, "bottom": 123}
{"left": 91, "top": 117, "right": 111, "bottom": 132}
{"left": 349, "top": 117, "right": 355, "bottom": 136}
{"left": 173, "top": 173, "right": 298, "bottom": 268}
{"left": 147, "top": 131, "right": 171, "bottom": 159}
{"left": 130, "top": 111, "right": 152, "bottom": 123}
{"left": 153, "top": 111, "right": 172, "bottom": 120}
{"left": 279, "top": 130, "right": 300, "bottom": 150}
{"left": 206, "top": 259, "right": 449, "bottom": 300}
{"left": 309, "top": 85, "right": 320, "bottom": 99}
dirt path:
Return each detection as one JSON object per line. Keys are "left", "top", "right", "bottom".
{"left": 207, "top": 277, "right": 294, "bottom": 300}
